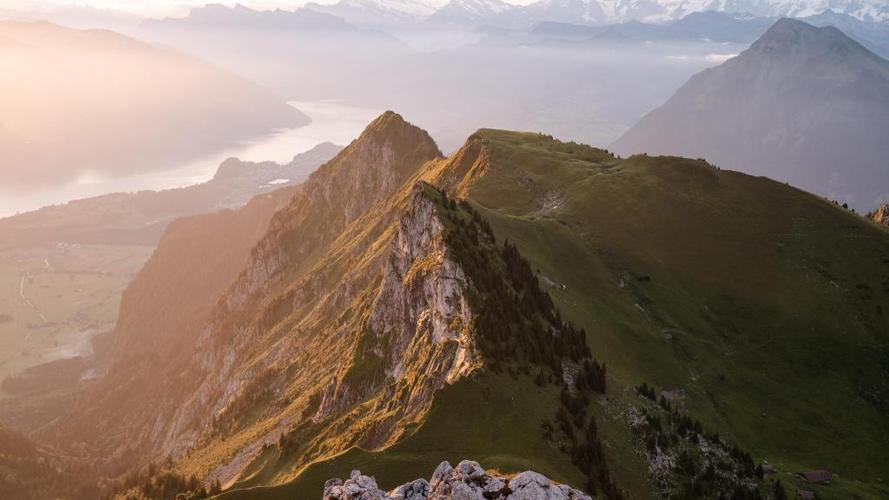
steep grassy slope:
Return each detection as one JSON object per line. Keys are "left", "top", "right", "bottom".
{"left": 459, "top": 129, "right": 889, "bottom": 496}
{"left": 228, "top": 127, "right": 889, "bottom": 500}
{"left": 217, "top": 374, "right": 586, "bottom": 499}
{"left": 215, "top": 183, "right": 623, "bottom": 499}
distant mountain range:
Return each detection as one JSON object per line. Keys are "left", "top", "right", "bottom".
{"left": 523, "top": 10, "right": 889, "bottom": 58}
{"left": 304, "top": 0, "right": 889, "bottom": 29}
{"left": 613, "top": 18, "right": 889, "bottom": 210}
{"left": 138, "top": 4, "right": 411, "bottom": 98}
{"left": 6, "top": 0, "right": 889, "bottom": 32}
{"left": 305, "top": 0, "right": 438, "bottom": 27}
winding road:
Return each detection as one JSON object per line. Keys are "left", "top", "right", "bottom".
{"left": 19, "top": 257, "right": 50, "bottom": 340}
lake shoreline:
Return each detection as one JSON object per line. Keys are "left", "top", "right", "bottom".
{"left": 0, "top": 100, "right": 383, "bottom": 219}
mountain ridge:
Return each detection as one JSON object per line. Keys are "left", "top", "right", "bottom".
{"left": 138, "top": 4, "right": 410, "bottom": 99}
{"left": 426, "top": 0, "right": 889, "bottom": 29}
{"left": 213, "top": 124, "right": 889, "bottom": 499}
{"left": 612, "top": 17, "right": 889, "bottom": 210}
{"left": 13, "top": 112, "right": 889, "bottom": 499}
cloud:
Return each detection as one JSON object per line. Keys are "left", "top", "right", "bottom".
{"left": 665, "top": 52, "right": 738, "bottom": 65}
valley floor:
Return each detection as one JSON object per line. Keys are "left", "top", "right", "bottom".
{"left": 0, "top": 243, "right": 153, "bottom": 382}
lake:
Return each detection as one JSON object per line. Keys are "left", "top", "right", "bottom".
{"left": 0, "top": 100, "right": 382, "bottom": 218}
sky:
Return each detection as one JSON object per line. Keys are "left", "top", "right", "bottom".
{"left": 1, "top": 0, "right": 537, "bottom": 18}
{"left": 2, "top": 1, "right": 319, "bottom": 17}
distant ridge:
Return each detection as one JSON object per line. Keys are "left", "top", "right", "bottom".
{"left": 612, "top": 18, "right": 889, "bottom": 210}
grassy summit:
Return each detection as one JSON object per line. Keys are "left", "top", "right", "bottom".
{"left": 464, "top": 129, "right": 889, "bottom": 496}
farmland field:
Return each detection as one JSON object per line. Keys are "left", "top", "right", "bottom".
{"left": 0, "top": 243, "right": 153, "bottom": 383}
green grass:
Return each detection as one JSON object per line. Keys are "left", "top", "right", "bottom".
{"left": 218, "top": 373, "right": 595, "bottom": 499}
{"left": 0, "top": 244, "right": 153, "bottom": 383}
{"left": 218, "top": 129, "right": 889, "bottom": 499}
{"left": 464, "top": 130, "right": 889, "bottom": 493}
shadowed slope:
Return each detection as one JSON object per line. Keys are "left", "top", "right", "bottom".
{"left": 613, "top": 18, "right": 889, "bottom": 211}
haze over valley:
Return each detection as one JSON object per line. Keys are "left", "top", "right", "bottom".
{"left": 0, "top": 1, "right": 888, "bottom": 500}
{"left": 0, "top": 20, "right": 307, "bottom": 200}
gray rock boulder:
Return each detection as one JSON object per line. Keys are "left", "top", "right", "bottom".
{"left": 322, "top": 460, "right": 591, "bottom": 500}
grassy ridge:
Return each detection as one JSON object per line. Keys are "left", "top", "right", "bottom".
{"left": 219, "top": 130, "right": 889, "bottom": 499}
{"left": 465, "top": 130, "right": 889, "bottom": 495}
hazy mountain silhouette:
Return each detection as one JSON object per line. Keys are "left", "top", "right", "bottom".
{"left": 421, "top": 0, "right": 889, "bottom": 30}
{"left": 613, "top": 18, "right": 889, "bottom": 209}
{"left": 139, "top": 4, "right": 410, "bottom": 99}
{"left": 304, "top": 0, "right": 435, "bottom": 28}
{"left": 0, "top": 21, "right": 307, "bottom": 193}
{"left": 528, "top": 11, "right": 889, "bottom": 57}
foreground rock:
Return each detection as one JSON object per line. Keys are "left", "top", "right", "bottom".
{"left": 322, "top": 460, "right": 592, "bottom": 500}
{"left": 868, "top": 204, "right": 889, "bottom": 226}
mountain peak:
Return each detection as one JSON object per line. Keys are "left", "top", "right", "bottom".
{"left": 750, "top": 17, "right": 864, "bottom": 56}
{"left": 354, "top": 110, "right": 443, "bottom": 159}
{"left": 364, "top": 110, "right": 412, "bottom": 134}
{"left": 753, "top": 17, "right": 823, "bottom": 46}
{"left": 612, "top": 16, "right": 889, "bottom": 212}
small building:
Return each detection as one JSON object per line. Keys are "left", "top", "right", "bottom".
{"left": 797, "top": 470, "right": 831, "bottom": 484}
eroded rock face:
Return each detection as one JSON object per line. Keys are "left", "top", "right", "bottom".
{"left": 371, "top": 185, "right": 480, "bottom": 382}
{"left": 322, "top": 460, "right": 592, "bottom": 500}
{"left": 868, "top": 204, "right": 889, "bottom": 226}
{"left": 314, "top": 183, "right": 481, "bottom": 425}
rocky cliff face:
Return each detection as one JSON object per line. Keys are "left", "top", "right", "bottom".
{"left": 44, "top": 112, "right": 492, "bottom": 488}
{"left": 144, "top": 114, "right": 452, "bottom": 465}
{"left": 322, "top": 460, "right": 592, "bottom": 500}
{"left": 40, "top": 112, "right": 612, "bottom": 497}
{"left": 158, "top": 182, "right": 486, "bottom": 474}
{"left": 314, "top": 184, "right": 482, "bottom": 424}
{"left": 230, "top": 110, "right": 443, "bottom": 304}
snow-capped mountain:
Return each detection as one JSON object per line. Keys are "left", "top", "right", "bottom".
{"left": 524, "top": 0, "right": 889, "bottom": 25}
{"left": 418, "top": 0, "right": 889, "bottom": 29}
{"left": 629, "top": 0, "right": 889, "bottom": 23}
{"left": 305, "top": 0, "right": 439, "bottom": 27}
{"left": 425, "top": 0, "right": 518, "bottom": 27}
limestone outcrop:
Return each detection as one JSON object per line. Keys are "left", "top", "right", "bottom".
{"left": 322, "top": 460, "right": 592, "bottom": 500}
